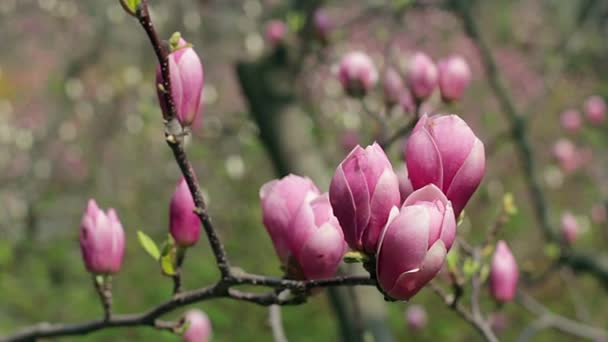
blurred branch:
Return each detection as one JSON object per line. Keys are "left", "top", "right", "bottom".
{"left": 450, "top": 0, "right": 608, "bottom": 288}
{"left": 516, "top": 291, "right": 608, "bottom": 341}
{"left": 429, "top": 282, "right": 497, "bottom": 342}
{"left": 268, "top": 305, "right": 288, "bottom": 342}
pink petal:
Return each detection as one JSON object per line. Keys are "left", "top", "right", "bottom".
{"left": 445, "top": 138, "right": 485, "bottom": 217}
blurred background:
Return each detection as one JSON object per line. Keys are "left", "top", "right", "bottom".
{"left": 1, "top": 0, "right": 608, "bottom": 341}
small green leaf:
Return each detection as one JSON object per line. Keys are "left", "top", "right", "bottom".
{"left": 137, "top": 230, "right": 160, "bottom": 260}
{"left": 160, "top": 235, "right": 177, "bottom": 276}
{"left": 463, "top": 257, "right": 480, "bottom": 277}
{"left": 343, "top": 251, "right": 368, "bottom": 264}
{"left": 286, "top": 11, "right": 304, "bottom": 32}
{"left": 160, "top": 253, "right": 176, "bottom": 276}
{"left": 544, "top": 243, "right": 560, "bottom": 259}
{"left": 457, "top": 210, "right": 466, "bottom": 226}
{"left": 175, "top": 320, "right": 191, "bottom": 335}
{"left": 446, "top": 248, "right": 460, "bottom": 272}
{"left": 119, "top": 0, "right": 141, "bottom": 16}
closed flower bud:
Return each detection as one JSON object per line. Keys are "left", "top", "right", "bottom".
{"left": 560, "top": 109, "right": 582, "bottom": 132}
{"left": 329, "top": 143, "right": 400, "bottom": 254}
{"left": 406, "top": 114, "right": 485, "bottom": 217}
{"left": 561, "top": 212, "right": 578, "bottom": 245}
{"left": 397, "top": 166, "right": 414, "bottom": 204}
{"left": 170, "top": 178, "right": 200, "bottom": 247}
{"left": 405, "top": 305, "right": 427, "bottom": 331}
{"left": 552, "top": 138, "right": 580, "bottom": 173}
{"left": 182, "top": 309, "right": 212, "bottom": 342}
{"left": 400, "top": 91, "right": 415, "bottom": 114}
{"left": 265, "top": 20, "right": 287, "bottom": 46}
{"left": 313, "top": 9, "right": 332, "bottom": 43}
{"left": 489, "top": 241, "right": 518, "bottom": 302}
{"left": 80, "top": 199, "right": 125, "bottom": 274}
{"left": 288, "top": 194, "right": 346, "bottom": 279}
{"left": 156, "top": 36, "right": 204, "bottom": 128}
{"left": 407, "top": 52, "right": 438, "bottom": 101}
{"left": 260, "top": 175, "right": 320, "bottom": 263}
{"left": 438, "top": 55, "right": 471, "bottom": 102}
{"left": 338, "top": 51, "right": 379, "bottom": 97}
{"left": 584, "top": 95, "right": 606, "bottom": 124}
{"left": 383, "top": 67, "right": 405, "bottom": 106}
{"left": 376, "top": 185, "right": 456, "bottom": 300}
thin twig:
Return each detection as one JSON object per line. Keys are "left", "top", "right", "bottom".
{"left": 268, "top": 305, "right": 288, "bottom": 342}
{"left": 517, "top": 291, "right": 608, "bottom": 341}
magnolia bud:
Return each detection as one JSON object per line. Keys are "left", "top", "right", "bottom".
{"left": 400, "top": 91, "right": 415, "bottom": 114}
{"left": 561, "top": 212, "right": 578, "bottom": 245}
{"left": 406, "top": 114, "right": 485, "bottom": 217}
{"left": 170, "top": 178, "right": 200, "bottom": 247}
{"left": 313, "top": 9, "right": 332, "bottom": 43}
{"left": 376, "top": 185, "right": 456, "bottom": 300}
{"left": 156, "top": 36, "right": 204, "bottom": 129}
{"left": 560, "top": 109, "right": 582, "bottom": 132}
{"left": 182, "top": 309, "right": 212, "bottom": 342}
{"left": 489, "top": 241, "right": 518, "bottom": 302}
{"left": 584, "top": 96, "right": 606, "bottom": 124}
{"left": 405, "top": 305, "right": 427, "bottom": 331}
{"left": 383, "top": 67, "right": 405, "bottom": 106}
{"left": 80, "top": 199, "right": 125, "bottom": 274}
{"left": 337, "top": 51, "right": 379, "bottom": 97}
{"left": 407, "top": 52, "right": 438, "bottom": 101}
{"left": 265, "top": 20, "right": 287, "bottom": 46}
{"left": 260, "top": 175, "right": 320, "bottom": 263}
{"left": 329, "top": 143, "right": 400, "bottom": 254}
{"left": 552, "top": 138, "right": 580, "bottom": 173}
{"left": 288, "top": 194, "right": 346, "bottom": 279}
{"left": 438, "top": 55, "right": 471, "bottom": 102}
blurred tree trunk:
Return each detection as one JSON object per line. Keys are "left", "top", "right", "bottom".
{"left": 237, "top": 49, "right": 393, "bottom": 342}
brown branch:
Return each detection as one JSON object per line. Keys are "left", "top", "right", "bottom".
{"left": 517, "top": 291, "right": 608, "bottom": 341}
{"left": 429, "top": 282, "right": 497, "bottom": 342}
{"left": 268, "top": 305, "right": 288, "bottom": 342}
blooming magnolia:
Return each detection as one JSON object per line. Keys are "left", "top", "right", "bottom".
{"left": 156, "top": 36, "right": 204, "bottom": 128}
{"left": 287, "top": 193, "right": 346, "bottom": 279}
{"left": 265, "top": 20, "right": 287, "bottom": 46}
{"left": 489, "top": 241, "right": 518, "bottom": 302}
{"left": 79, "top": 199, "right": 125, "bottom": 274}
{"left": 406, "top": 114, "right": 485, "bottom": 217}
{"left": 170, "top": 177, "right": 200, "bottom": 247}
{"left": 376, "top": 185, "right": 456, "bottom": 300}
{"left": 383, "top": 67, "right": 405, "bottom": 106}
{"left": 407, "top": 52, "right": 438, "bottom": 101}
{"left": 561, "top": 212, "right": 578, "bottom": 245}
{"left": 260, "top": 175, "right": 320, "bottom": 263}
{"left": 438, "top": 55, "right": 471, "bottom": 102}
{"left": 182, "top": 309, "right": 212, "bottom": 342}
{"left": 337, "top": 51, "right": 379, "bottom": 97}
{"left": 329, "top": 143, "right": 400, "bottom": 254}
{"left": 584, "top": 95, "right": 606, "bottom": 124}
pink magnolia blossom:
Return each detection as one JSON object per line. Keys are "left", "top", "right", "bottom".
{"left": 260, "top": 175, "right": 320, "bottom": 263}
{"left": 80, "top": 199, "right": 125, "bottom": 274}
{"left": 584, "top": 96, "right": 606, "bottom": 124}
{"left": 170, "top": 178, "right": 200, "bottom": 247}
{"left": 156, "top": 37, "right": 204, "bottom": 128}
{"left": 437, "top": 55, "right": 472, "bottom": 102}
{"left": 405, "top": 114, "right": 485, "bottom": 217}
{"left": 329, "top": 143, "right": 400, "bottom": 254}
{"left": 407, "top": 52, "right": 438, "bottom": 101}
{"left": 337, "top": 51, "right": 378, "bottom": 97}
{"left": 182, "top": 309, "right": 212, "bottom": 342}
{"left": 489, "top": 241, "right": 518, "bottom": 302}
{"left": 376, "top": 185, "right": 456, "bottom": 300}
